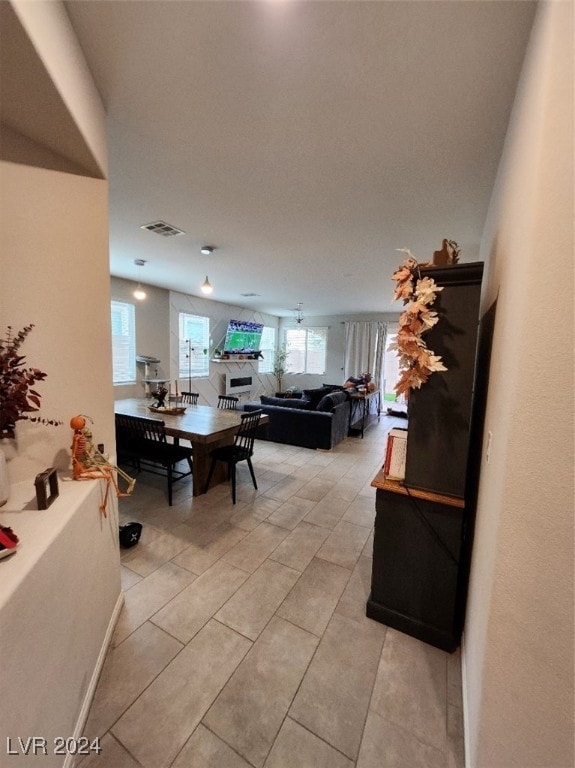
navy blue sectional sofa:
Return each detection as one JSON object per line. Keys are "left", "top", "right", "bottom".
{"left": 243, "top": 386, "right": 350, "bottom": 450}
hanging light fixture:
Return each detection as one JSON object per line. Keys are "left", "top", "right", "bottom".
{"left": 133, "top": 259, "right": 147, "bottom": 300}
{"left": 201, "top": 275, "right": 213, "bottom": 295}
{"left": 200, "top": 245, "right": 215, "bottom": 294}
{"left": 295, "top": 302, "right": 304, "bottom": 324}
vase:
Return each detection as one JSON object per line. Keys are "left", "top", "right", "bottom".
{"left": 0, "top": 448, "right": 9, "bottom": 507}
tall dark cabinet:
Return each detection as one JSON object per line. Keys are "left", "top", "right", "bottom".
{"left": 367, "top": 262, "right": 484, "bottom": 652}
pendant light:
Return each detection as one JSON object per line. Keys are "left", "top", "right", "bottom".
{"left": 133, "top": 259, "right": 147, "bottom": 300}
{"left": 200, "top": 246, "right": 215, "bottom": 294}
{"left": 201, "top": 275, "right": 213, "bottom": 295}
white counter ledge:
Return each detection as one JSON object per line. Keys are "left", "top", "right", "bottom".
{"left": 0, "top": 476, "right": 122, "bottom": 768}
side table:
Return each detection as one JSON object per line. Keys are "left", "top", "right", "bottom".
{"left": 348, "top": 390, "right": 381, "bottom": 437}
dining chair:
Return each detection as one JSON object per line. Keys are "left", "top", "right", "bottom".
{"left": 163, "top": 392, "right": 199, "bottom": 447}
{"left": 217, "top": 395, "right": 239, "bottom": 410}
{"left": 204, "top": 409, "right": 262, "bottom": 503}
{"left": 115, "top": 413, "right": 193, "bottom": 506}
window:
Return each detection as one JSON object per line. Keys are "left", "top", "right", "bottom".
{"left": 383, "top": 325, "right": 405, "bottom": 403}
{"left": 258, "top": 326, "right": 276, "bottom": 374}
{"left": 111, "top": 300, "right": 136, "bottom": 383}
{"left": 178, "top": 312, "right": 210, "bottom": 378}
{"left": 285, "top": 327, "right": 327, "bottom": 374}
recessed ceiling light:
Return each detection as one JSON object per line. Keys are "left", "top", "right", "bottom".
{"left": 200, "top": 245, "right": 215, "bottom": 255}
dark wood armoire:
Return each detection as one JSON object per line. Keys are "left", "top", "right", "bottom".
{"left": 367, "top": 262, "right": 485, "bottom": 652}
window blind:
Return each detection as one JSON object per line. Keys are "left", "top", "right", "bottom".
{"left": 111, "top": 300, "right": 136, "bottom": 384}
{"left": 285, "top": 327, "right": 327, "bottom": 374}
{"left": 178, "top": 313, "right": 210, "bottom": 378}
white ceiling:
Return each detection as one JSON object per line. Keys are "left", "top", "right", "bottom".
{"left": 63, "top": 0, "right": 536, "bottom": 317}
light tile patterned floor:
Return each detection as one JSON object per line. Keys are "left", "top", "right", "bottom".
{"left": 77, "top": 415, "right": 464, "bottom": 768}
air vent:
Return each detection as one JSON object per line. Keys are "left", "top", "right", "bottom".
{"left": 140, "top": 220, "right": 186, "bottom": 237}
{"left": 240, "top": 292, "right": 260, "bottom": 297}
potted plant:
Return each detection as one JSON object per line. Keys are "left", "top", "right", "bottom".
{"left": 0, "top": 324, "right": 61, "bottom": 508}
{"left": 0, "top": 324, "right": 61, "bottom": 439}
{"left": 273, "top": 345, "right": 288, "bottom": 395}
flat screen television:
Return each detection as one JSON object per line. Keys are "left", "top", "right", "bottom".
{"left": 223, "top": 319, "right": 264, "bottom": 354}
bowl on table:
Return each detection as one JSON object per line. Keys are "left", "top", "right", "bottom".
{"left": 148, "top": 406, "right": 186, "bottom": 415}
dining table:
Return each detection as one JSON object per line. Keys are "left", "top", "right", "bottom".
{"left": 114, "top": 398, "right": 267, "bottom": 497}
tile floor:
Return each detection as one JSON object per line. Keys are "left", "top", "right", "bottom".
{"left": 77, "top": 415, "right": 464, "bottom": 768}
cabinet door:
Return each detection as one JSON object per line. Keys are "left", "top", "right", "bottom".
{"left": 404, "top": 262, "right": 483, "bottom": 498}
{"left": 367, "top": 488, "right": 465, "bottom": 652}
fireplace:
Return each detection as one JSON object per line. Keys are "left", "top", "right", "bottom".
{"left": 225, "top": 372, "right": 253, "bottom": 395}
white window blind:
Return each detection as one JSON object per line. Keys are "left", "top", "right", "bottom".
{"left": 111, "top": 300, "right": 136, "bottom": 384}
{"left": 178, "top": 313, "right": 210, "bottom": 378}
{"left": 258, "top": 326, "right": 276, "bottom": 374}
{"left": 285, "top": 327, "right": 327, "bottom": 374}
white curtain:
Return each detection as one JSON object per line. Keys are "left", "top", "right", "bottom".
{"left": 344, "top": 321, "right": 386, "bottom": 388}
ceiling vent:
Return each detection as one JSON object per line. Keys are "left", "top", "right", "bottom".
{"left": 141, "top": 220, "right": 186, "bottom": 237}
{"left": 240, "top": 292, "right": 260, "bottom": 297}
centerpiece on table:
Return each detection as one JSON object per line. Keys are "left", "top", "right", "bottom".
{"left": 148, "top": 384, "right": 186, "bottom": 415}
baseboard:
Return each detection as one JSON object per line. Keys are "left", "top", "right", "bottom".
{"left": 461, "top": 631, "right": 471, "bottom": 768}
{"left": 64, "top": 591, "right": 124, "bottom": 768}
{"left": 366, "top": 596, "right": 460, "bottom": 653}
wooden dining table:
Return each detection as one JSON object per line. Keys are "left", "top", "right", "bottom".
{"left": 114, "top": 398, "right": 267, "bottom": 497}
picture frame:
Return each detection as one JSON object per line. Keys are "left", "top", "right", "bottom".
{"left": 34, "top": 467, "right": 59, "bottom": 510}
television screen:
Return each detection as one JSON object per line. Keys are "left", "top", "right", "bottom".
{"left": 223, "top": 320, "right": 264, "bottom": 354}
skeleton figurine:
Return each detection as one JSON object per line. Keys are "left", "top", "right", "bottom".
{"left": 70, "top": 414, "right": 135, "bottom": 517}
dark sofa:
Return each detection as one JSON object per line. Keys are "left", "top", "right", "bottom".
{"left": 243, "top": 386, "right": 350, "bottom": 450}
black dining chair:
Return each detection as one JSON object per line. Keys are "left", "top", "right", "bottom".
{"left": 180, "top": 391, "right": 199, "bottom": 404}
{"left": 204, "top": 409, "right": 262, "bottom": 503}
{"left": 217, "top": 395, "right": 239, "bottom": 410}
{"left": 115, "top": 413, "right": 193, "bottom": 506}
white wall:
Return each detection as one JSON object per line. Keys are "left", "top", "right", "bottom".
{"left": 169, "top": 290, "right": 280, "bottom": 405}
{"left": 464, "top": 2, "right": 574, "bottom": 766}
{"left": 111, "top": 277, "right": 282, "bottom": 404}
{"left": 110, "top": 280, "right": 397, "bottom": 403}
{"left": 111, "top": 277, "right": 171, "bottom": 400}
{"left": 10, "top": 0, "right": 108, "bottom": 177}
{"left": 1, "top": 0, "right": 113, "bottom": 484}
{"left": 0, "top": 1, "right": 119, "bottom": 757}
{"left": 0, "top": 162, "right": 112, "bottom": 485}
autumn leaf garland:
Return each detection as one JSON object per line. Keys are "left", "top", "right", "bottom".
{"left": 389, "top": 250, "right": 447, "bottom": 398}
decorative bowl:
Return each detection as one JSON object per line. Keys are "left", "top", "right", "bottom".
{"left": 148, "top": 406, "right": 186, "bottom": 415}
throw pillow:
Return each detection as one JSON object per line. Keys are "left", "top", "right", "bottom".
{"left": 316, "top": 391, "right": 348, "bottom": 412}
{"left": 302, "top": 386, "right": 333, "bottom": 409}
